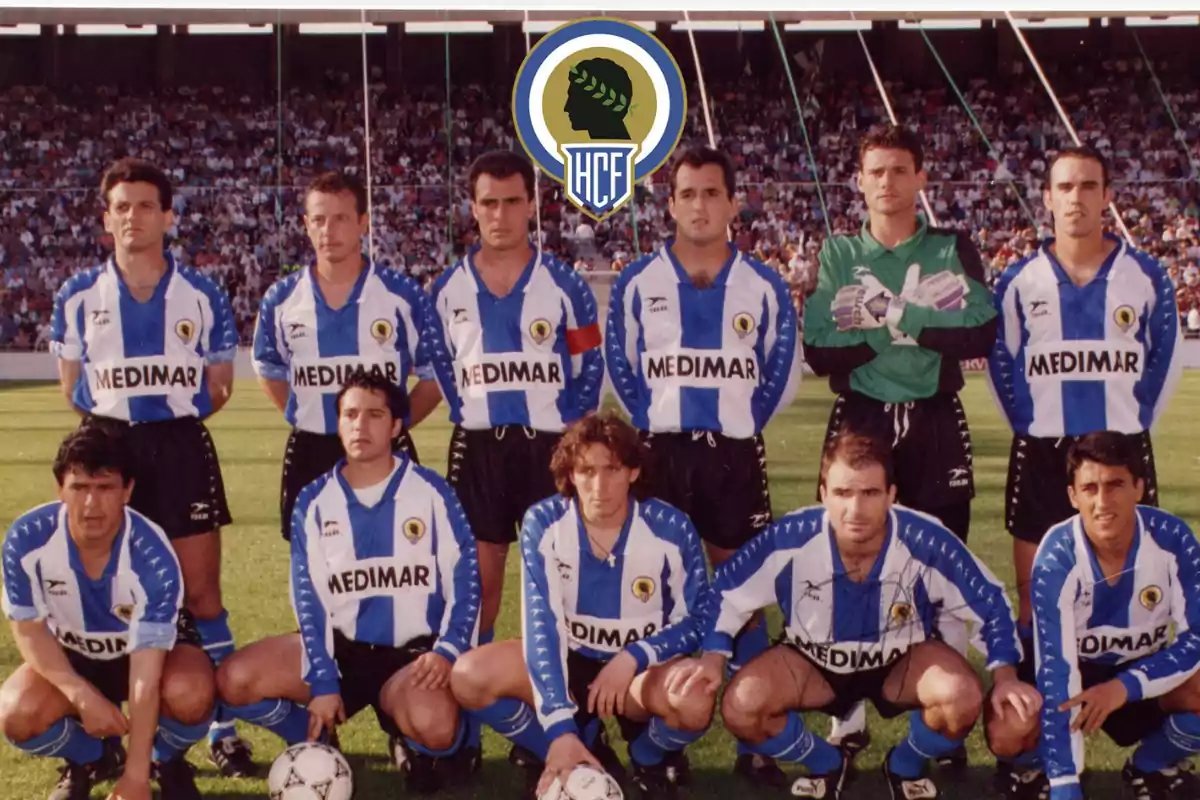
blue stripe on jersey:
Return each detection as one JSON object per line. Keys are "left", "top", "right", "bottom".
{"left": 660, "top": 557, "right": 674, "bottom": 621}
{"left": 1011, "top": 284, "right": 1034, "bottom": 429}
{"left": 1131, "top": 251, "right": 1181, "bottom": 430}
{"left": 68, "top": 526, "right": 126, "bottom": 635}
{"left": 118, "top": 268, "right": 172, "bottom": 422}
{"left": 574, "top": 505, "right": 633, "bottom": 621}
{"left": 1057, "top": 263, "right": 1111, "bottom": 432}
{"left": 830, "top": 526, "right": 886, "bottom": 643}
{"left": 1085, "top": 530, "right": 1139, "bottom": 632}
{"left": 342, "top": 464, "right": 406, "bottom": 645}
{"left": 630, "top": 285, "right": 651, "bottom": 431}
{"left": 478, "top": 281, "right": 531, "bottom": 427}
{"left": 314, "top": 268, "right": 368, "bottom": 432}
{"left": 775, "top": 560, "right": 794, "bottom": 627}
{"left": 678, "top": 283, "right": 724, "bottom": 431}
{"left": 912, "top": 578, "right": 935, "bottom": 638}
{"left": 426, "top": 508, "right": 443, "bottom": 640}
{"left": 74, "top": 298, "right": 98, "bottom": 414}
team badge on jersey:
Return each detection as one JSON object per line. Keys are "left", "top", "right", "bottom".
{"left": 403, "top": 517, "right": 427, "bottom": 544}
{"left": 889, "top": 602, "right": 914, "bottom": 625}
{"left": 112, "top": 604, "right": 134, "bottom": 623}
{"left": 732, "top": 312, "right": 756, "bottom": 339}
{"left": 631, "top": 575, "right": 656, "bottom": 603}
{"left": 175, "top": 319, "right": 195, "bottom": 344}
{"left": 1140, "top": 585, "right": 1163, "bottom": 610}
{"left": 1114, "top": 304, "right": 1137, "bottom": 333}
{"left": 512, "top": 17, "right": 686, "bottom": 222}
{"left": 530, "top": 318, "right": 553, "bottom": 345}
{"left": 371, "top": 318, "right": 394, "bottom": 344}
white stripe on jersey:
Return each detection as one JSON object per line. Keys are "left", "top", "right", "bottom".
{"left": 2, "top": 503, "right": 184, "bottom": 659}
{"left": 989, "top": 237, "right": 1182, "bottom": 437}
{"left": 252, "top": 261, "right": 433, "bottom": 434}
{"left": 606, "top": 242, "right": 801, "bottom": 439}
{"left": 50, "top": 255, "right": 238, "bottom": 422}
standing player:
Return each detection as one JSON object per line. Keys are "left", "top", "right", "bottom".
{"left": 988, "top": 145, "right": 1181, "bottom": 712}
{"left": 672, "top": 430, "right": 1038, "bottom": 800}
{"left": 214, "top": 372, "right": 480, "bottom": 794}
{"left": 449, "top": 412, "right": 717, "bottom": 799}
{"left": 48, "top": 157, "right": 250, "bottom": 774}
{"left": 0, "top": 425, "right": 216, "bottom": 800}
{"left": 801, "top": 125, "right": 998, "bottom": 754}
{"left": 604, "top": 145, "right": 802, "bottom": 786}
{"left": 425, "top": 150, "right": 604, "bottom": 647}
{"left": 253, "top": 170, "right": 441, "bottom": 545}
{"left": 985, "top": 433, "right": 1200, "bottom": 800}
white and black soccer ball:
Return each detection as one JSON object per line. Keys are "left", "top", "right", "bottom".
{"left": 267, "top": 742, "right": 354, "bottom": 800}
{"left": 539, "top": 765, "right": 624, "bottom": 800}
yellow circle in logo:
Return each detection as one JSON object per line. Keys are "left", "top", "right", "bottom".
{"left": 632, "top": 576, "right": 656, "bottom": 603}
{"left": 732, "top": 312, "right": 756, "bottom": 337}
{"left": 371, "top": 319, "right": 394, "bottom": 343}
{"left": 542, "top": 48, "right": 657, "bottom": 152}
{"left": 175, "top": 319, "right": 195, "bottom": 343}
{"left": 889, "top": 603, "right": 914, "bottom": 624}
{"left": 403, "top": 518, "right": 426, "bottom": 544}
{"left": 530, "top": 318, "right": 553, "bottom": 345}
{"left": 1140, "top": 585, "right": 1163, "bottom": 610}
{"left": 1113, "top": 305, "right": 1137, "bottom": 333}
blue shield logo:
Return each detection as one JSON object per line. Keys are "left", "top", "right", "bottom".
{"left": 562, "top": 143, "right": 638, "bottom": 220}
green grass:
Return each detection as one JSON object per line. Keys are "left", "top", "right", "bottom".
{"left": 3, "top": 374, "right": 1200, "bottom": 799}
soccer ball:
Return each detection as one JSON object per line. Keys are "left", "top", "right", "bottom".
{"left": 267, "top": 742, "right": 354, "bottom": 800}
{"left": 539, "top": 765, "right": 624, "bottom": 800}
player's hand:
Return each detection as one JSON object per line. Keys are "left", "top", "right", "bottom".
{"left": 588, "top": 651, "right": 637, "bottom": 719}
{"left": 409, "top": 652, "right": 453, "bottom": 692}
{"left": 913, "top": 270, "right": 968, "bottom": 311}
{"left": 307, "top": 693, "right": 346, "bottom": 741}
{"left": 1060, "top": 679, "right": 1128, "bottom": 734}
{"left": 538, "top": 734, "right": 602, "bottom": 796}
{"left": 990, "top": 677, "right": 1043, "bottom": 724}
{"left": 666, "top": 653, "right": 724, "bottom": 699}
{"left": 831, "top": 283, "right": 892, "bottom": 331}
{"left": 75, "top": 684, "right": 129, "bottom": 738}
{"left": 107, "top": 772, "right": 152, "bottom": 800}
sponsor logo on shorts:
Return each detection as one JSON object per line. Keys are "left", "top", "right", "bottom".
{"left": 1078, "top": 625, "right": 1168, "bottom": 658}
{"left": 948, "top": 466, "right": 971, "bottom": 488}
{"left": 631, "top": 576, "right": 655, "bottom": 603}
{"left": 189, "top": 501, "right": 211, "bottom": 522}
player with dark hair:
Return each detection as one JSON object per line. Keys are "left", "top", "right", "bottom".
{"left": 214, "top": 371, "right": 480, "bottom": 794}
{"left": 985, "top": 432, "right": 1200, "bottom": 800}
{"left": 802, "top": 124, "right": 999, "bottom": 756}
{"left": 450, "top": 412, "right": 716, "bottom": 799}
{"left": 672, "top": 429, "right": 1036, "bottom": 800}
{"left": 605, "top": 144, "right": 801, "bottom": 786}
{"left": 0, "top": 425, "right": 215, "bottom": 800}
{"left": 48, "top": 156, "right": 248, "bottom": 775}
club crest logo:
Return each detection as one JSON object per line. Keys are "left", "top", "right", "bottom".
{"left": 513, "top": 17, "right": 687, "bottom": 221}
{"left": 175, "top": 319, "right": 195, "bottom": 344}
{"left": 732, "top": 312, "right": 756, "bottom": 338}
{"left": 889, "top": 602, "right": 915, "bottom": 625}
{"left": 1140, "top": 585, "right": 1163, "bottom": 610}
{"left": 112, "top": 604, "right": 134, "bottom": 623}
{"left": 1114, "top": 304, "right": 1137, "bottom": 333}
{"left": 529, "top": 318, "right": 553, "bottom": 345}
{"left": 403, "top": 517, "right": 426, "bottom": 544}
{"left": 371, "top": 318, "right": 394, "bottom": 344}
{"left": 632, "top": 576, "right": 656, "bottom": 603}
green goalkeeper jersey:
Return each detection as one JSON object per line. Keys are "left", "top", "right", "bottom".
{"left": 803, "top": 219, "right": 997, "bottom": 403}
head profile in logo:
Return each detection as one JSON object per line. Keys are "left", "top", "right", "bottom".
{"left": 513, "top": 17, "right": 686, "bottom": 222}
{"left": 565, "top": 57, "right": 634, "bottom": 141}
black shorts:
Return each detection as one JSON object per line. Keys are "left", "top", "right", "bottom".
{"left": 1006, "top": 432, "right": 1159, "bottom": 543}
{"left": 783, "top": 639, "right": 915, "bottom": 720}
{"left": 821, "top": 392, "right": 974, "bottom": 533}
{"left": 82, "top": 416, "right": 231, "bottom": 539}
{"left": 639, "top": 431, "right": 772, "bottom": 551}
{"left": 64, "top": 611, "right": 203, "bottom": 705}
{"left": 1015, "top": 653, "right": 1164, "bottom": 747}
{"left": 447, "top": 425, "right": 559, "bottom": 545}
{"left": 566, "top": 650, "right": 647, "bottom": 745}
{"left": 279, "top": 428, "right": 419, "bottom": 540}
{"left": 331, "top": 631, "right": 434, "bottom": 737}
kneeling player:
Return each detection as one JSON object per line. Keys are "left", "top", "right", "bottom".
{"left": 215, "top": 373, "right": 480, "bottom": 794}
{"left": 675, "top": 430, "right": 1039, "bottom": 799}
{"left": 985, "top": 432, "right": 1200, "bottom": 800}
{"left": 0, "top": 425, "right": 215, "bottom": 800}
{"left": 450, "top": 412, "right": 717, "bottom": 799}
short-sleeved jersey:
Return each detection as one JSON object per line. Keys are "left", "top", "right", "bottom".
{"left": 426, "top": 248, "right": 604, "bottom": 432}
{"left": 989, "top": 236, "right": 1181, "bottom": 437}
{"left": 703, "top": 505, "right": 1021, "bottom": 674}
{"left": 2, "top": 502, "right": 185, "bottom": 660}
{"left": 606, "top": 242, "right": 801, "bottom": 439}
{"left": 1032, "top": 508, "right": 1200, "bottom": 795}
{"left": 519, "top": 495, "right": 714, "bottom": 741}
{"left": 252, "top": 261, "right": 434, "bottom": 434}
{"left": 290, "top": 456, "right": 481, "bottom": 697}
{"left": 50, "top": 255, "right": 239, "bottom": 422}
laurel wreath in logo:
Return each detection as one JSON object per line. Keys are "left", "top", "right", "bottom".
{"left": 570, "top": 64, "right": 636, "bottom": 114}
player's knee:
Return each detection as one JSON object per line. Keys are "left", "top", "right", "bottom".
{"left": 721, "top": 674, "right": 770, "bottom": 737}
{"left": 162, "top": 665, "right": 215, "bottom": 726}
{"left": 215, "top": 652, "right": 260, "bottom": 707}
{"left": 666, "top": 690, "right": 715, "bottom": 733}
{"left": 928, "top": 672, "right": 983, "bottom": 735}
{"left": 404, "top": 696, "right": 460, "bottom": 752}
{"left": 448, "top": 651, "right": 495, "bottom": 710}
{"left": 0, "top": 687, "right": 52, "bottom": 742}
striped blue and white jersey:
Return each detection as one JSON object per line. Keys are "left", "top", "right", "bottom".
{"left": 520, "top": 495, "right": 714, "bottom": 741}
{"left": 605, "top": 242, "right": 801, "bottom": 439}
{"left": 702, "top": 505, "right": 1021, "bottom": 673}
{"left": 989, "top": 236, "right": 1181, "bottom": 437}
{"left": 50, "top": 255, "right": 239, "bottom": 422}
{"left": 1032, "top": 508, "right": 1200, "bottom": 795}
{"left": 253, "top": 261, "right": 435, "bottom": 434}
{"left": 2, "top": 502, "right": 184, "bottom": 660}
{"left": 290, "top": 456, "right": 481, "bottom": 697}
{"left": 426, "top": 247, "right": 604, "bottom": 432}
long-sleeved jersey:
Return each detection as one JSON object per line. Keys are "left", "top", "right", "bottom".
{"left": 426, "top": 247, "right": 603, "bottom": 432}
{"left": 803, "top": 221, "right": 997, "bottom": 403}
{"left": 702, "top": 505, "right": 1020, "bottom": 674}
{"left": 988, "top": 236, "right": 1181, "bottom": 437}
{"left": 1032, "top": 508, "right": 1200, "bottom": 795}
{"left": 2, "top": 502, "right": 185, "bottom": 659}
{"left": 290, "top": 456, "right": 480, "bottom": 697}
{"left": 253, "top": 260, "right": 435, "bottom": 434}
{"left": 605, "top": 242, "right": 801, "bottom": 439}
{"left": 50, "top": 255, "right": 239, "bottom": 422}
{"left": 520, "top": 495, "right": 714, "bottom": 741}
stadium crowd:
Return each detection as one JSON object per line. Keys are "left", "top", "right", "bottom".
{"left": 2, "top": 53, "right": 1200, "bottom": 349}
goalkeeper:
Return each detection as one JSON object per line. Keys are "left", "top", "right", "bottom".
{"left": 802, "top": 125, "right": 998, "bottom": 762}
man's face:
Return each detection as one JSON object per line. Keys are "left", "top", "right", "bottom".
{"left": 103, "top": 182, "right": 174, "bottom": 255}
{"left": 857, "top": 147, "right": 926, "bottom": 218}
{"left": 1069, "top": 460, "right": 1143, "bottom": 547}
{"left": 571, "top": 442, "right": 638, "bottom": 523}
{"left": 337, "top": 387, "right": 400, "bottom": 462}
{"left": 1044, "top": 156, "right": 1112, "bottom": 240}
{"left": 821, "top": 460, "right": 896, "bottom": 547}
{"left": 669, "top": 163, "right": 736, "bottom": 247}
{"left": 304, "top": 190, "right": 368, "bottom": 265}
{"left": 58, "top": 468, "right": 132, "bottom": 545}
{"left": 471, "top": 173, "right": 533, "bottom": 251}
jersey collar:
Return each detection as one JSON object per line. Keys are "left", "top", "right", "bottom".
{"left": 858, "top": 217, "right": 928, "bottom": 263}
{"left": 572, "top": 496, "right": 637, "bottom": 567}
{"left": 662, "top": 237, "right": 737, "bottom": 288}
{"left": 464, "top": 244, "right": 539, "bottom": 299}
{"left": 1078, "top": 509, "right": 1143, "bottom": 589}
{"left": 334, "top": 454, "right": 410, "bottom": 511}
{"left": 1040, "top": 234, "right": 1125, "bottom": 286}
{"left": 64, "top": 506, "right": 128, "bottom": 584}
{"left": 824, "top": 507, "right": 895, "bottom": 585}
{"left": 108, "top": 251, "right": 176, "bottom": 303}
{"left": 308, "top": 255, "right": 374, "bottom": 310}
